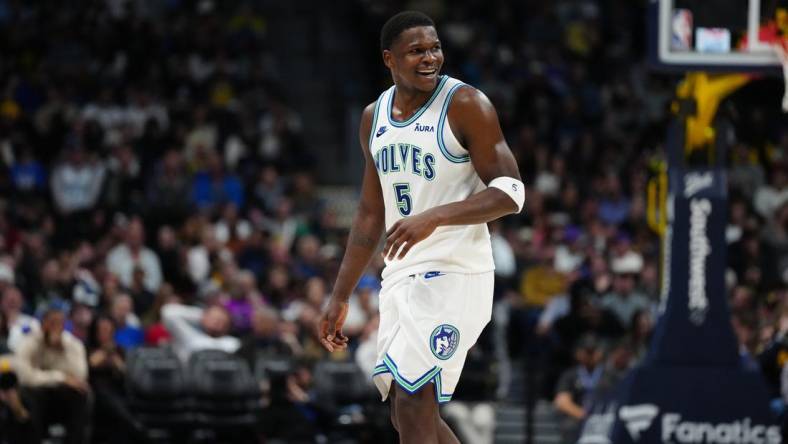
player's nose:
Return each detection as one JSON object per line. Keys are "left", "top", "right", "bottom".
{"left": 424, "top": 49, "right": 438, "bottom": 63}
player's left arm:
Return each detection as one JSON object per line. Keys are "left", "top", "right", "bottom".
{"left": 384, "top": 86, "right": 523, "bottom": 260}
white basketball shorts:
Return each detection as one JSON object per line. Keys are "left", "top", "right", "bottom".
{"left": 372, "top": 270, "right": 494, "bottom": 404}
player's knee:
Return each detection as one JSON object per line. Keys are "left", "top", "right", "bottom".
{"left": 394, "top": 385, "right": 436, "bottom": 423}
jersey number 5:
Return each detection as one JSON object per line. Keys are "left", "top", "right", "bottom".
{"left": 393, "top": 183, "right": 412, "bottom": 216}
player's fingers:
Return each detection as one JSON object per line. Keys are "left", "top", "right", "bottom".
{"left": 319, "top": 337, "right": 334, "bottom": 352}
{"left": 384, "top": 233, "right": 398, "bottom": 260}
{"left": 387, "top": 238, "right": 407, "bottom": 261}
{"left": 334, "top": 330, "right": 349, "bottom": 343}
{"left": 330, "top": 322, "right": 346, "bottom": 342}
{"left": 385, "top": 220, "right": 401, "bottom": 237}
{"left": 397, "top": 237, "right": 417, "bottom": 259}
{"left": 383, "top": 227, "right": 403, "bottom": 258}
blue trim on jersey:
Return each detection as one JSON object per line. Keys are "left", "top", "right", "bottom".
{"left": 372, "top": 354, "right": 453, "bottom": 403}
{"left": 437, "top": 82, "right": 471, "bottom": 163}
{"left": 386, "top": 75, "right": 448, "bottom": 128}
{"left": 368, "top": 92, "right": 385, "bottom": 149}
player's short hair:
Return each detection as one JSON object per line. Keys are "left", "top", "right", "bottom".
{"left": 380, "top": 11, "right": 435, "bottom": 51}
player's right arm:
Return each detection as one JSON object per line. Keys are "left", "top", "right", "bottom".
{"left": 317, "top": 102, "right": 386, "bottom": 352}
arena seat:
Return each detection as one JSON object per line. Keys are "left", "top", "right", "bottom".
{"left": 253, "top": 353, "right": 292, "bottom": 402}
{"left": 313, "top": 360, "right": 373, "bottom": 406}
{"left": 125, "top": 347, "right": 192, "bottom": 441}
{"left": 186, "top": 350, "right": 261, "bottom": 430}
{"left": 312, "top": 359, "right": 378, "bottom": 434}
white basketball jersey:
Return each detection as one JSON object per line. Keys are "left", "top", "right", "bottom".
{"left": 368, "top": 75, "right": 495, "bottom": 282}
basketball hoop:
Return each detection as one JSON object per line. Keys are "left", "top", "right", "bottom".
{"left": 772, "top": 38, "right": 788, "bottom": 112}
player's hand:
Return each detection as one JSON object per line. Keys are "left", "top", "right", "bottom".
{"left": 383, "top": 210, "right": 440, "bottom": 260}
{"left": 316, "top": 299, "right": 350, "bottom": 352}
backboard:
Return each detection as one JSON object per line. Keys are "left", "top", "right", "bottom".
{"left": 650, "top": 0, "right": 786, "bottom": 72}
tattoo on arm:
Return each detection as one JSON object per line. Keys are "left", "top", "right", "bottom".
{"left": 349, "top": 229, "right": 378, "bottom": 248}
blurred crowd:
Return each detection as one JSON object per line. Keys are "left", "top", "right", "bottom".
{"left": 0, "top": 0, "right": 786, "bottom": 443}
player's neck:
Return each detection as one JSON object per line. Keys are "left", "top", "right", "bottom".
{"left": 393, "top": 83, "right": 435, "bottom": 118}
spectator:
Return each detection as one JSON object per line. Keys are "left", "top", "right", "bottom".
{"left": 260, "top": 198, "right": 299, "bottom": 252}
{"left": 0, "top": 261, "right": 15, "bottom": 294}
{"left": 224, "top": 270, "right": 265, "bottom": 335}
{"left": 142, "top": 283, "right": 177, "bottom": 346}
{"left": 87, "top": 315, "right": 145, "bottom": 443}
{"left": 762, "top": 202, "right": 788, "bottom": 288}
{"left": 252, "top": 165, "right": 285, "bottom": 214}
{"left": 128, "top": 267, "right": 155, "bottom": 318}
{"left": 598, "top": 173, "right": 631, "bottom": 226}
{"left": 214, "top": 203, "right": 253, "bottom": 253}
{"left": 258, "top": 99, "right": 305, "bottom": 167}
{"left": 282, "top": 277, "right": 328, "bottom": 350}
{"left": 732, "top": 313, "right": 759, "bottom": 371}
{"left": 237, "top": 307, "right": 298, "bottom": 368}
{"left": 154, "top": 225, "right": 187, "bottom": 287}
{"left": 519, "top": 245, "right": 568, "bottom": 308}
{"left": 185, "top": 224, "right": 219, "bottom": 286}
{"left": 68, "top": 303, "right": 94, "bottom": 344}
{"left": 161, "top": 302, "right": 240, "bottom": 363}
{"left": 191, "top": 151, "right": 244, "bottom": 211}
{"left": 50, "top": 146, "right": 106, "bottom": 216}
{"left": 291, "top": 235, "right": 323, "bottom": 280}
{"left": 553, "top": 335, "right": 604, "bottom": 444}
{"left": 553, "top": 281, "right": 624, "bottom": 352}
{"left": 599, "top": 252, "right": 652, "bottom": 327}
{"left": 146, "top": 150, "right": 192, "bottom": 227}
{"left": 754, "top": 163, "right": 788, "bottom": 220}
{"left": 595, "top": 339, "right": 635, "bottom": 394}
{"left": 110, "top": 294, "right": 143, "bottom": 349}
{"left": 15, "top": 308, "right": 89, "bottom": 444}
{"left": 103, "top": 144, "right": 143, "bottom": 213}
{"left": 10, "top": 147, "right": 46, "bottom": 194}
{"left": 236, "top": 228, "right": 271, "bottom": 281}
{"left": 260, "top": 360, "right": 322, "bottom": 442}
{"left": 106, "top": 217, "right": 163, "bottom": 293}
{"left": 1, "top": 287, "right": 39, "bottom": 352}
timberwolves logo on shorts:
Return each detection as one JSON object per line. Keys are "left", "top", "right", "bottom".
{"left": 430, "top": 324, "right": 460, "bottom": 360}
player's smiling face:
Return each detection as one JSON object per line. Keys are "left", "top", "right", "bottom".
{"left": 384, "top": 26, "right": 444, "bottom": 93}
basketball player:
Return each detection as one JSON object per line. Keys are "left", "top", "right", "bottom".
{"left": 317, "top": 11, "right": 524, "bottom": 443}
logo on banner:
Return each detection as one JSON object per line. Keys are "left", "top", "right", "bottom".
{"left": 662, "top": 413, "right": 781, "bottom": 444}
{"left": 620, "top": 404, "right": 659, "bottom": 441}
{"left": 688, "top": 198, "right": 712, "bottom": 325}
{"left": 617, "top": 405, "right": 782, "bottom": 443}
{"left": 684, "top": 172, "right": 713, "bottom": 197}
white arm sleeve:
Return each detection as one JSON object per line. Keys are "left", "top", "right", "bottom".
{"left": 488, "top": 176, "right": 525, "bottom": 213}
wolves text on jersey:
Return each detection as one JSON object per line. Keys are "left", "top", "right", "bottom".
{"left": 374, "top": 143, "right": 436, "bottom": 180}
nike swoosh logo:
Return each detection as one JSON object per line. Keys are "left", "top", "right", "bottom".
{"left": 424, "top": 271, "right": 445, "bottom": 279}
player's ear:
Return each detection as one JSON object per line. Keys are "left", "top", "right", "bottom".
{"left": 382, "top": 50, "right": 393, "bottom": 69}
